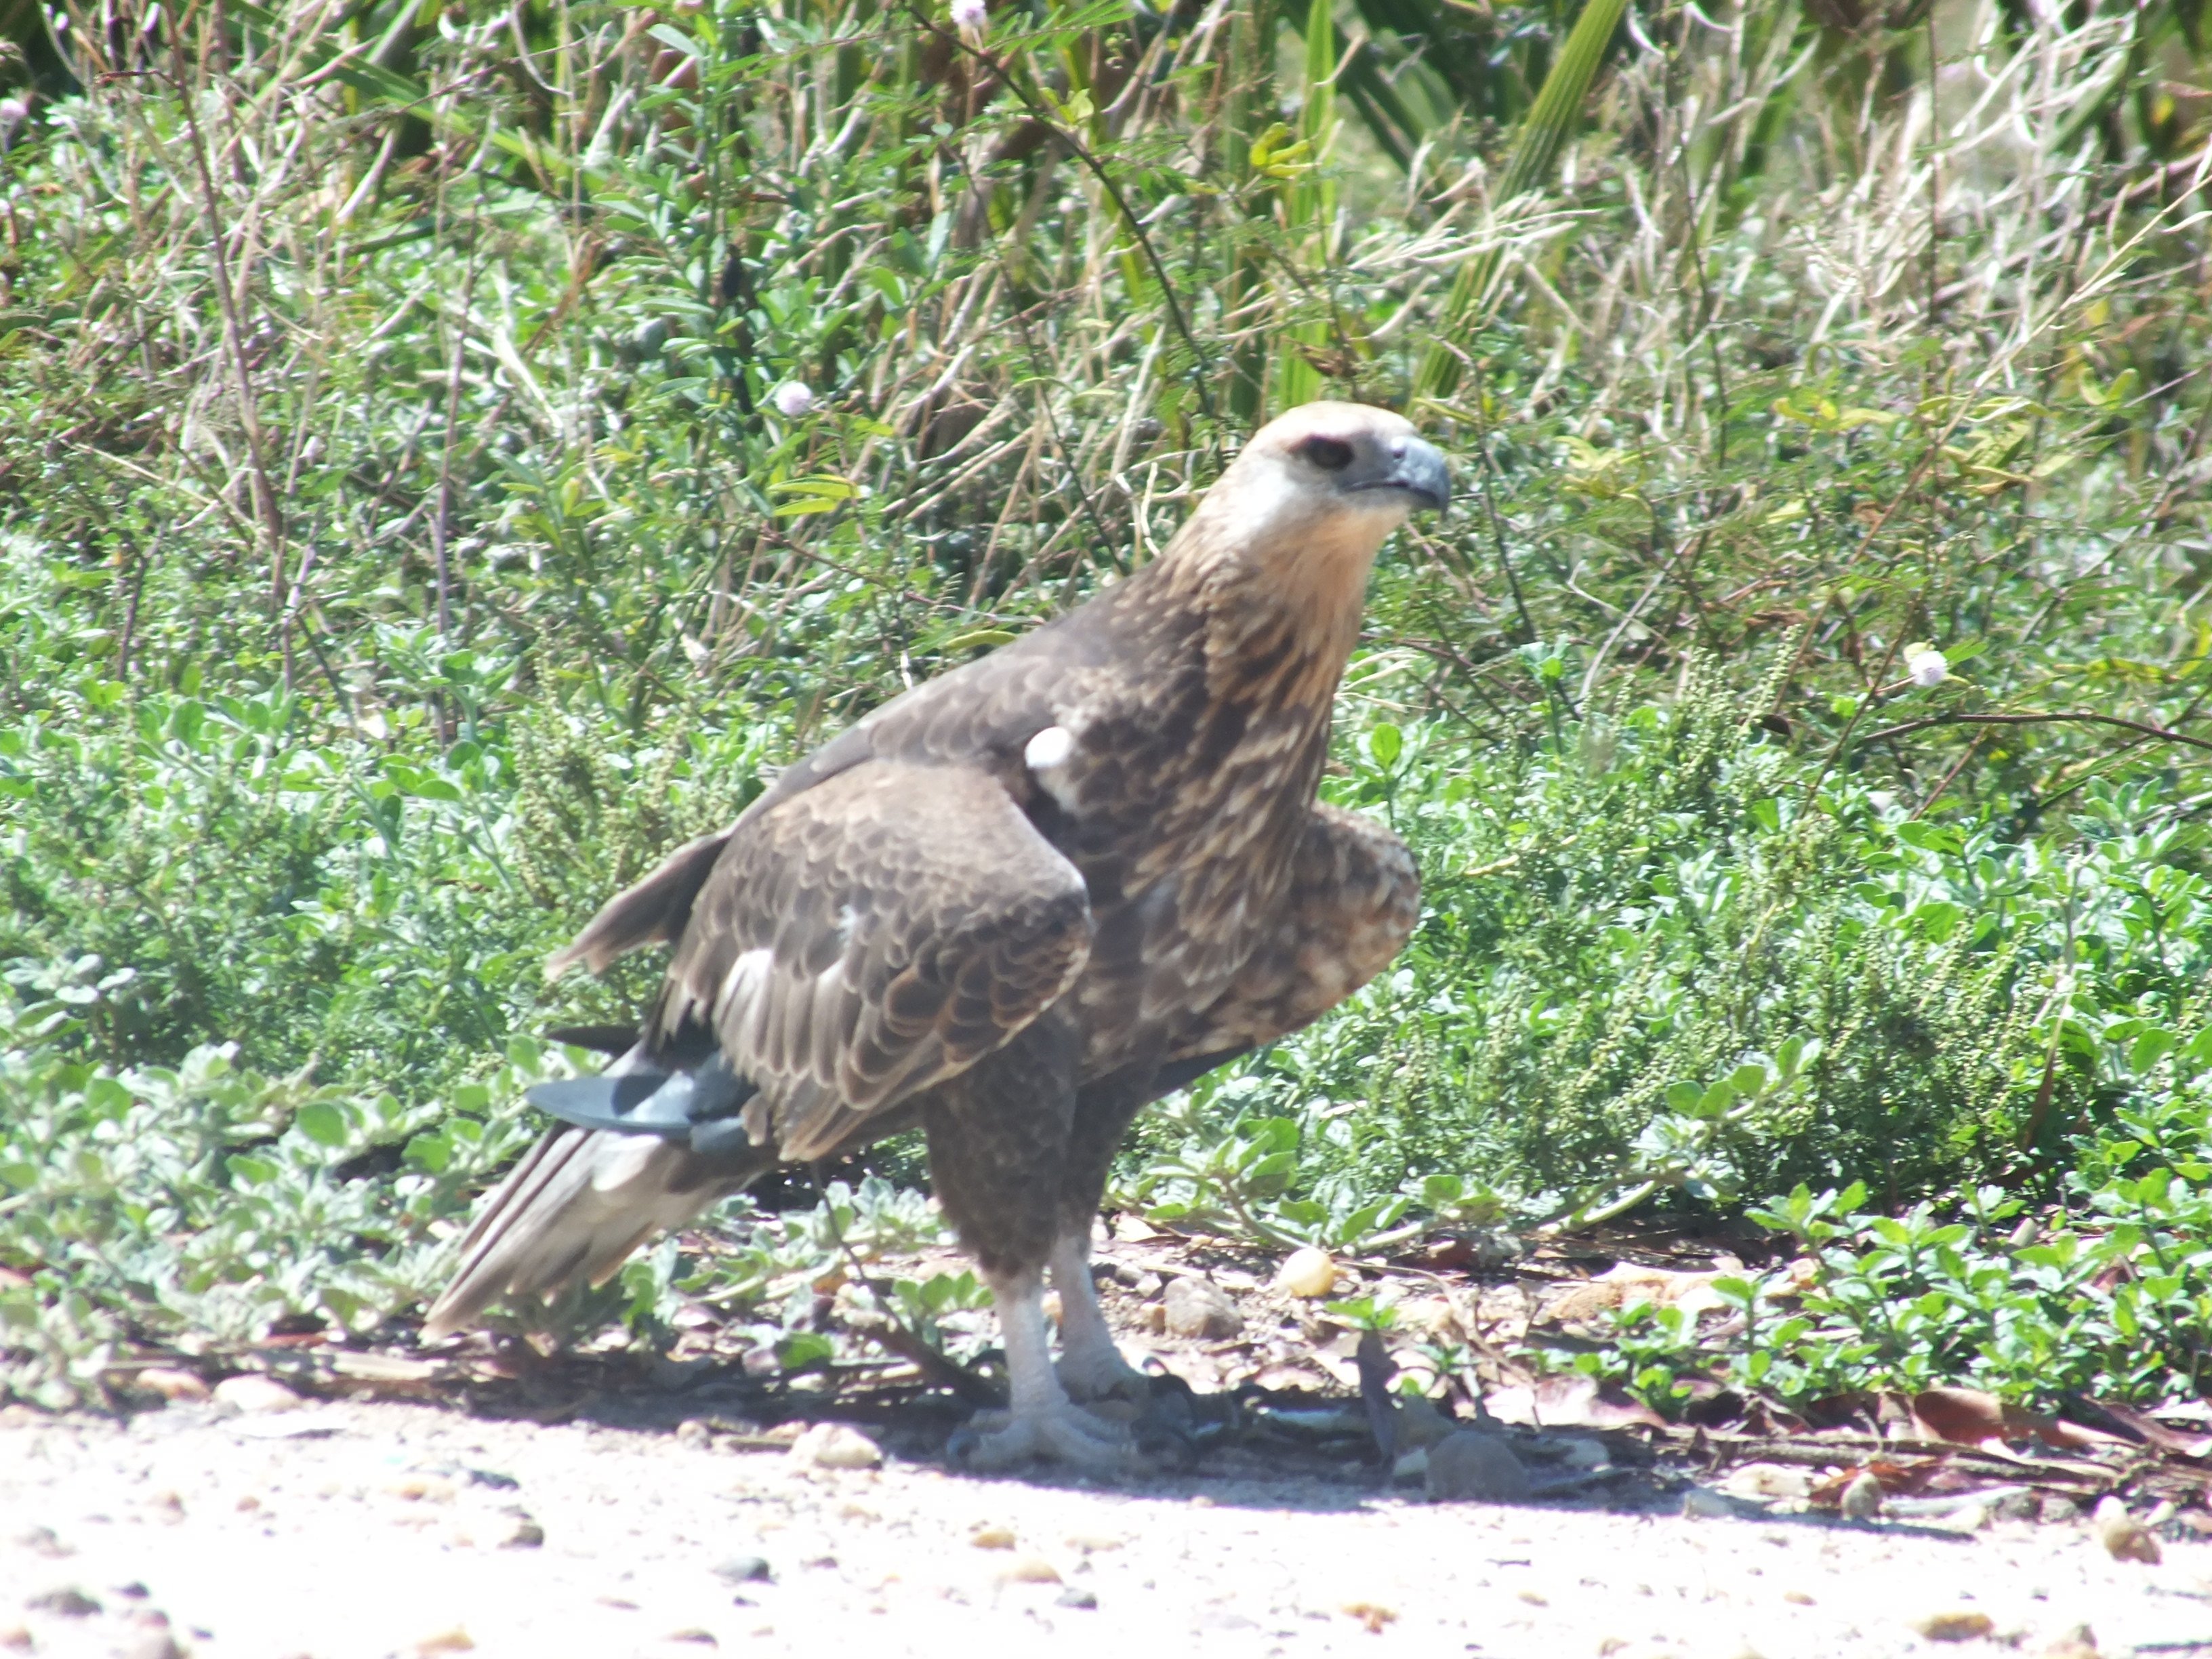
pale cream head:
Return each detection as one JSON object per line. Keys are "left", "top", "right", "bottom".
{"left": 1164, "top": 401, "right": 1450, "bottom": 592}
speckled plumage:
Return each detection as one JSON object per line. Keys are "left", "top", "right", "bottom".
{"left": 422, "top": 402, "right": 1446, "bottom": 1465}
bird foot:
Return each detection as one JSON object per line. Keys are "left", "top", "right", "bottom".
{"left": 1057, "top": 1345, "right": 1151, "bottom": 1406}
{"left": 947, "top": 1400, "right": 1134, "bottom": 1471}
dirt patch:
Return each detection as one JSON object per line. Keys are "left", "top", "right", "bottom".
{"left": 1, "top": 1397, "right": 2201, "bottom": 1659}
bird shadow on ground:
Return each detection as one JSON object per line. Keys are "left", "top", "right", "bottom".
{"left": 357, "top": 1344, "right": 1685, "bottom": 1519}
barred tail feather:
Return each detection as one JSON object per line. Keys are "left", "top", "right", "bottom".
{"left": 419, "top": 1124, "right": 767, "bottom": 1341}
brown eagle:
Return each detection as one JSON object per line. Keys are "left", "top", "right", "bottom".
{"left": 422, "top": 401, "right": 1448, "bottom": 1467}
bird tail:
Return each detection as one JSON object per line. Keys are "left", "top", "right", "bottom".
{"left": 419, "top": 1048, "right": 773, "bottom": 1342}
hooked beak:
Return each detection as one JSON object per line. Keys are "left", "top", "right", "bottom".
{"left": 1353, "top": 434, "right": 1451, "bottom": 513}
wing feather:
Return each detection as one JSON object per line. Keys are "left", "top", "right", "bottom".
{"left": 653, "top": 760, "right": 1092, "bottom": 1162}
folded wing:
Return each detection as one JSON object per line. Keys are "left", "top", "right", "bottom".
{"left": 422, "top": 760, "right": 1092, "bottom": 1338}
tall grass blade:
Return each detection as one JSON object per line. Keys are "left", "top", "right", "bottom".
{"left": 1414, "top": 0, "right": 1629, "bottom": 401}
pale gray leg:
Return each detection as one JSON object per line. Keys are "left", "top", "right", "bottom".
{"left": 949, "top": 1268, "right": 1132, "bottom": 1470}
{"left": 1050, "top": 1229, "right": 1149, "bottom": 1403}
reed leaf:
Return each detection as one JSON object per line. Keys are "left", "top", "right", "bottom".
{"left": 1413, "top": 0, "right": 1629, "bottom": 402}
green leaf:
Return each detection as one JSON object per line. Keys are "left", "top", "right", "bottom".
{"left": 295, "top": 1102, "right": 348, "bottom": 1147}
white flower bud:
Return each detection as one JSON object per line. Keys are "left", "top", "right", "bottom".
{"left": 771, "top": 382, "right": 815, "bottom": 419}
{"left": 1904, "top": 644, "right": 1948, "bottom": 689}
{"left": 949, "top": 0, "right": 987, "bottom": 28}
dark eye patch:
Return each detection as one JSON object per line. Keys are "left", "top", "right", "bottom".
{"left": 1298, "top": 436, "right": 1355, "bottom": 471}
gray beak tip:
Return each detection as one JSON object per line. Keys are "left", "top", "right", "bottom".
{"left": 1395, "top": 438, "right": 1451, "bottom": 513}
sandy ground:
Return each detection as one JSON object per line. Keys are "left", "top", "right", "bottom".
{"left": 0, "top": 1397, "right": 2200, "bottom": 1659}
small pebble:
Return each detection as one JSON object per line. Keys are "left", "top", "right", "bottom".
{"left": 1054, "top": 1588, "right": 1098, "bottom": 1610}
{"left": 1394, "top": 1396, "right": 1455, "bottom": 1451}
{"left": 1275, "top": 1248, "right": 1338, "bottom": 1299}
{"left": 121, "top": 1632, "right": 187, "bottom": 1659}
{"left": 15, "top": 1527, "right": 67, "bottom": 1558}
{"left": 501, "top": 1516, "right": 545, "bottom": 1549}
{"left": 1162, "top": 1277, "right": 1242, "bottom": 1340}
{"left": 970, "top": 1526, "right": 1017, "bottom": 1550}
{"left": 2040, "top": 1624, "right": 2100, "bottom": 1659}
{"left": 0, "top": 1631, "right": 28, "bottom": 1653}
{"left": 415, "top": 1629, "right": 474, "bottom": 1654}
{"left": 1723, "top": 1462, "right": 1812, "bottom": 1500}
{"left": 1425, "top": 1431, "right": 1530, "bottom": 1503}
{"left": 997, "top": 1556, "right": 1060, "bottom": 1584}
{"left": 1839, "top": 1471, "right": 1885, "bottom": 1520}
{"left": 2092, "top": 1496, "right": 2160, "bottom": 1564}
{"left": 1913, "top": 1611, "right": 1995, "bottom": 1642}
{"left": 665, "top": 1630, "right": 717, "bottom": 1646}
{"left": 212, "top": 1374, "right": 302, "bottom": 1414}
{"left": 787, "top": 1422, "right": 882, "bottom": 1471}
{"left": 25, "top": 1588, "right": 101, "bottom": 1618}
{"left": 384, "top": 1475, "right": 456, "bottom": 1504}
{"left": 712, "top": 1557, "right": 771, "bottom": 1585}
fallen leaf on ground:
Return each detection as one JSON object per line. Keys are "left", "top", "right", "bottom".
{"left": 1809, "top": 1458, "right": 1940, "bottom": 1508}
{"left": 1340, "top": 1601, "right": 1397, "bottom": 1634}
{"left": 2068, "top": 1396, "right": 2212, "bottom": 1460}
{"left": 1540, "top": 1263, "right": 1726, "bottom": 1324}
{"left": 1483, "top": 1373, "right": 1664, "bottom": 1430}
{"left": 1911, "top": 1387, "right": 2010, "bottom": 1446}
{"left": 1912, "top": 1387, "right": 2101, "bottom": 1451}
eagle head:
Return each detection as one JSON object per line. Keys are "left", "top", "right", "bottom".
{"left": 1168, "top": 401, "right": 1449, "bottom": 601}
{"left": 1240, "top": 401, "right": 1451, "bottom": 518}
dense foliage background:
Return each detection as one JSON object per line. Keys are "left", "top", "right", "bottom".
{"left": 3, "top": 0, "right": 2211, "bottom": 1411}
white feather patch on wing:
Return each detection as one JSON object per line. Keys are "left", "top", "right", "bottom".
{"left": 1024, "top": 724, "right": 1080, "bottom": 812}
{"left": 714, "top": 945, "right": 773, "bottom": 1027}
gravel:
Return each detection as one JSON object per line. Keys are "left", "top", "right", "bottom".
{"left": 1, "top": 1400, "right": 2202, "bottom": 1658}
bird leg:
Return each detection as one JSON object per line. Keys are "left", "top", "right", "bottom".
{"left": 1050, "top": 1229, "right": 1149, "bottom": 1404}
{"left": 948, "top": 1267, "right": 1132, "bottom": 1471}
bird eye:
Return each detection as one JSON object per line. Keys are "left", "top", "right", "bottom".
{"left": 1298, "top": 436, "right": 1355, "bottom": 471}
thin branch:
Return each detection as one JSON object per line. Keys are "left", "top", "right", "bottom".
{"left": 1859, "top": 710, "right": 2212, "bottom": 758}
{"left": 901, "top": 4, "right": 1216, "bottom": 422}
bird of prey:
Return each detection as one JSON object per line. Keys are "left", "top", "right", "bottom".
{"left": 422, "top": 401, "right": 1448, "bottom": 1467}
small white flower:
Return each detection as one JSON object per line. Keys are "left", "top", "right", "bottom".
{"left": 771, "top": 382, "right": 815, "bottom": 419}
{"left": 949, "top": 0, "right": 987, "bottom": 28}
{"left": 1904, "top": 642, "right": 1948, "bottom": 689}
